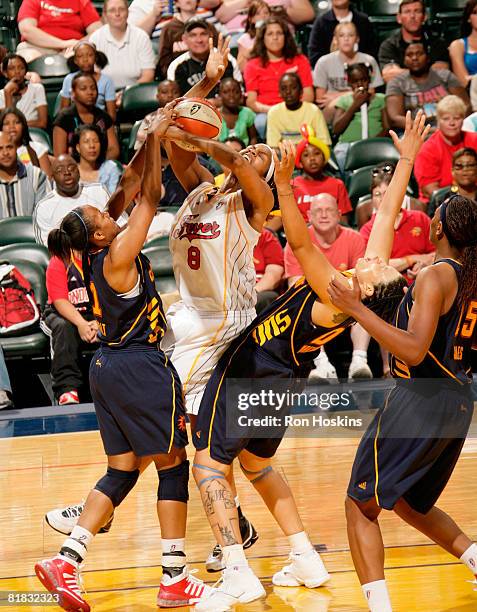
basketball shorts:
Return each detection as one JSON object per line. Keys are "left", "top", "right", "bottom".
{"left": 89, "top": 345, "right": 188, "bottom": 457}
{"left": 348, "top": 382, "right": 474, "bottom": 514}
{"left": 162, "top": 301, "right": 256, "bottom": 415}
{"left": 193, "top": 339, "right": 295, "bottom": 465}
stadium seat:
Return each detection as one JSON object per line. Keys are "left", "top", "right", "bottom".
{"left": 126, "top": 120, "right": 142, "bottom": 161}
{"left": 29, "top": 128, "right": 52, "bottom": 155}
{"left": 144, "top": 234, "right": 170, "bottom": 249}
{"left": 155, "top": 276, "right": 177, "bottom": 294}
{"left": 0, "top": 243, "right": 50, "bottom": 269}
{"left": 118, "top": 82, "right": 159, "bottom": 123}
{"left": 27, "top": 54, "right": 69, "bottom": 80}
{"left": 346, "top": 165, "right": 375, "bottom": 207}
{"left": 430, "top": 0, "right": 466, "bottom": 43}
{"left": 143, "top": 245, "right": 173, "bottom": 276}
{"left": 429, "top": 186, "right": 452, "bottom": 215}
{"left": 0, "top": 217, "right": 36, "bottom": 246}
{"left": 344, "top": 138, "right": 399, "bottom": 172}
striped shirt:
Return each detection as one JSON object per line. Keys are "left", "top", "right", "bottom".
{"left": 0, "top": 161, "right": 50, "bottom": 219}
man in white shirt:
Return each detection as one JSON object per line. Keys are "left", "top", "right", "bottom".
{"left": 33, "top": 155, "right": 110, "bottom": 246}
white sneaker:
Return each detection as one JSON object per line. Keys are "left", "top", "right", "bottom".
{"left": 348, "top": 358, "right": 373, "bottom": 380}
{"left": 308, "top": 357, "right": 337, "bottom": 382}
{"left": 195, "top": 566, "right": 266, "bottom": 611}
{"left": 272, "top": 549, "right": 330, "bottom": 588}
{"left": 206, "top": 544, "right": 225, "bottom": 572}
{"left": 45, "top": 503, "right": 84, "bottom": 535}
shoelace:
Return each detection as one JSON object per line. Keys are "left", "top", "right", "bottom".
{"left": 187, "top": 569, "right": 205, "bottom": 586}
{"left": 61, "top": 504, "right": 84, "bottom": 519}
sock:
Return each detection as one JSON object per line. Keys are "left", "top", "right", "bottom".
{"left": 362, "top": 580, "right": 392, "bottom": 612}
{"left": 162, "top": 538, "right": 186, "bottom": 578}
{"left": 235, "top": 496, "right": 244, "bottom": 519}
{"left": 222, "top": 543, "right": 248, "bottom": 569}
{"left": 352, "top": 349, "right": 368, "bottom": 361}
{"left": 60, "top": 526, "right": 93, "bottom": 563}
{"left": 315, "top": 349, "right": 330, "bottom": 365}
{"left": 460, "top": 543, "right": 477, "bottom": 575}
{"left": 288, "top": 531, "right": 313, "bottom": 555}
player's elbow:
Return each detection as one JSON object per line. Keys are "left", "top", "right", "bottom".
{"left": 405, "top": 347, "right": 426, "bottom": 367}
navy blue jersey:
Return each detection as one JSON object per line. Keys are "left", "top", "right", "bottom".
{"left": 66, "top": 258, "right": 91, "bottom": 314}
{"left": 243, "top": 276, "right": 353, "bottom": 373}
{"left": 390, "top": 259, "right": 475, "bottom": 384}
{"left": 86, "top": 249, "right": 167, "bottom": 348}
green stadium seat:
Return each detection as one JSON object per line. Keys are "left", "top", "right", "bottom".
{"left": 344, "top": 138, "right": 399, "bottom": 172}
{"left": 0, "top": 217, "right": 36, "bottom": 246}
{"left": 29, "top": 128, "right": 52, "bottom": 155}
{"left": 430, "top": 0, "right": 466, "bottom": 43}
{"left": 126, "top": 120, "right": 143, "bottom": 161}
{"left": 118, "top": 82, "right": 159, "bottom": 123}
{"left": 27, "top": 54, "right": 69, "bottom": 79}
{"left": 143, "top": 245, "right": 173, "bottom": 276}
{"left": 0, "top": 243, "right": 50, "bottom": 269}
{"left": 428, "top": 186, "right": 452, "bottom": 216}
{"left": 346, "top": 165, "right": 375, "bottom": 207}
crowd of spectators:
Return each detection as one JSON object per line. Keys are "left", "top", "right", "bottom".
{"left": 1, "top": 0, "right": 477, "bottom": 406}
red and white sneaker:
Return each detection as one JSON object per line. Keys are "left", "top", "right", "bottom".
{"left": 35, "top": 555, "right": 89, "bottom": 612}
{"left": 157, "top": 568, "right": 212, "bottom": 607}
{"left": 58, "top": 391, "right": 79, "bottom": 405}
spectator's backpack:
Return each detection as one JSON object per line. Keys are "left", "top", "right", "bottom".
{"left": 0, "top": 263, "right": 40, "bottom": 334}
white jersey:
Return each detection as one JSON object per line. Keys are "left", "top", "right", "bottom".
{"left": 170, "top": 182, "right": 260, "bottom": 312}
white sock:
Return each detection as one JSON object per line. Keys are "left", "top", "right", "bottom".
{"left": 161, "top": 538, "right": 185, "bottom": 555}
{"left": 362, "top": 580, "right": 392, "bottom": 612}
{"left": 288, "top": 531, "right": 313, "bottom": 555}
{"left": 315, "top": 349, "right": 331, "bottom": 365}
{"left": 460, "top": 543, "right": 477, "bottom": 575}
{"left": 234, "top": 496, "right": 240, "bottom": 508}
{"left": 352, "top": 349, "right": 368, "bottom": 361}
{"left": 61, "top": 526, "right": 93, "bottom": 562}
{"left": 222, "top": 543, "right": 248, "bottom": 569}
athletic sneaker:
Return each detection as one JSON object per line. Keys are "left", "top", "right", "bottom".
{"left": 157, "top": 568, "right": 212, "bottom": 607}
{"left": 206, "top": 515, "right": 258, "bottom": 572}
{"left": 272, "top": 549, "right": 330, "bottom": 588}
{"left": 195, "top": 566, "right": 266, "bottom": 611}
{"left": 308, "top": 353, "right": 337, "bottom": 382}
{"left": 45, "top": 503, "right": 113, "bottom": 535}
{"left": 348, "top": 358, "right": 373, "bottom": 380}
{"left": 58, "top": 391, "right": 79, "bottom": 405}
{"left": 35, "top": 555, "right": 89, "bottom": 612}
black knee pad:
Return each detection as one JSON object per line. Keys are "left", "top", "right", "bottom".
{"left": 158, "top": 460, "right": 189, "bottom": 503}
{"left": 94, "top": 466, "right": 140, "bottom": 507}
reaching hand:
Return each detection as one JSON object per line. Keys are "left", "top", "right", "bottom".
{"left": 273, "top": 141, "right": 296, "bottom": 187}
{"left": 149, "top": 103, "right": 179, "bottom": 137}
{"left": 390, "top": 110, "right": 430, "bottom": 162}
{"left": 327, "top": 275, "right": 363, "bottom": 317}
{"left": 205, "top": 33, "right": 230, "bottom": 82}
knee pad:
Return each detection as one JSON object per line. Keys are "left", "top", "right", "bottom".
{"left": 158, "top": 460, "right": 189, "bottom": 503}
{"left": 239, "top": 461, "right": 273, "bottom": 484}
{"left": 95, "top": 466, "right": 140, "bottom": 507}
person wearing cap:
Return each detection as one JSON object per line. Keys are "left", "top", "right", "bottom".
{"left": 89, "top": 0, "right": 156, "bottom": 91}
{"left": 292, "top": 124, "right": 351, "bottom": 224}
{"left": 167, "top": 18, "right": 242, "bottom": 99}
{"left": 266, "top": 73, "right": 330, "bottom": 148}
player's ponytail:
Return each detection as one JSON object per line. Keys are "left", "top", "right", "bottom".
{"left": 441, "top": 195, "right": 477, "bottom": 313}
{"left": 47, "top": 208, "right": 92, "bottom": 263}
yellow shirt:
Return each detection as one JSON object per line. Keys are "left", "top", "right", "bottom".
{"left": 266, "top": 102, "right": 331, "bottom": 147}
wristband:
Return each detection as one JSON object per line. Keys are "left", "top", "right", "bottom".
{"left": 277, "top": 191, "right": 294, "bottom": 197}
{"left": 399, "top": 156, "right": 413, "bottom": 164}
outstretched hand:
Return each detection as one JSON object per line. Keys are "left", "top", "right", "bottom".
{"left": 205, "top": 33, "right": 230, "bottom": 81}
{"left": 272, "top": 141, "right": 296, "bottom": 187}
{"left": 389, "top": 110, "right": 430, "bottom": 162}
{"left": 327, "top": 275, "right": 363, "bottom": 317}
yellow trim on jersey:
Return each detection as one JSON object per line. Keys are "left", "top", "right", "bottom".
{"left": 373, "top": 393, "right": 389, "bottom": 507}
{"left": 290, "top": 290, "right": 315, "bottom": 366}
{"left": 454, "top": 306, "right": 464, "bottom": 338}
{"left": 427, "top": 350, "right": 461, "bottom": 383}
{"left": 70, "top": 256, "right": 85, "bottom": 280}
{"left": 107, "top": 302, "right": 148, "bottom": 346}
{"left": 138, "top": 255, "right": 167, "bottom": 328}
{"left": 167, "top": 368, "right": 177, "bottom": 453}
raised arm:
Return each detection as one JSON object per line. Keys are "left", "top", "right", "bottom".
{"left": 105, "top": 141, "right": 147, "bottom": 221}
{"left": 365, "top": 110, "right": 430, "bottom": 263}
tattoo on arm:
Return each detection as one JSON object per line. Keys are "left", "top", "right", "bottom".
{"left": 332, "top": 312, "right": 349, "bottom": 324}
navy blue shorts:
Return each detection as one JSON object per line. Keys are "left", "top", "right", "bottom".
{"left": 348, "top": 382, "right": 473, "bottom": 514}
{"left": 89, "top": 345, "right": 188, "bottom": 457}
{"left": 193, "top": 341, "right": 295, "bottom": 465}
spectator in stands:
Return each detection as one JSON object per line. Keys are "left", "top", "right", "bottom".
{"left": 0, "top": 131, "right": 49, "bottom": 219}
{"left": 355, "top": 161, "right": 424, "bottom": 228}
{"left": 292, "top": 125, "right": 351, "bottom": 222}
{"left": 16, "top": 0, "right": 102, "bottom": 63}
{"left": 53, "top": 73, "right": 120, "bottom": 159}
{"left": 244, "top": 16, "right": 313, "bottom": 138}
{"left": 0, "top": 107, "right": 51, "bottom": 177}
{"left": 42, "top": 251, "right": 97, "bottom": 405}
{"left": 314, "top": 22, "right": 383, "bottom": 121}
{"left": 237, "top": 0, "right": 271, "bottom": 72}
{"left": 450, "top": 0, "right": 477, "bottom": 87}
{"left": 378, "top": 0, "right": 449, "bottom": 84}
{"left": 33, "top": 154, "right": 110, "bottom": 245}
{"left": 90, "top": 0, "right": 156, "bottom": 92}
{"left": 284, "top": 192, "right": 372, "bottom": 380}
{"left": 219, "top": 78, "right": 257, "bottom": 147}
{"left": 427, "top": 148, "right": 477, "bottom": 217}
{"left": 254, "top": 227, "right": 284, "bottom": 313}
{"left": 386, "top": 42, "right": 469, "bottom": 129}
{"left": 134, "top": 79, "right": 181, "bottom": 149}
{"left": 216, "top": 0, "right": 314, "bottom": 32}
{"left": 414, "top": 95, "right": 477, "bottom": 202}
{"left": 0, "top": 346, "right": 13, "bottom": 409}
{"left": 168, "top": 19, "right": 241, "bottom": 99}
{"left": 333, "top": 63, "right": 388, "bottom": 170}
{"left": 0, "top": 54, "right": 47, "bottom": 129}
{"left": 267, "top": 73, "right": 330, "bottom": 147}
{"left": 157, "top": 0, "right": 219, "bottom": 79}
{"left": 71, "top": 124, "right": 122, "bottom": 194}
{"left": 308, "top": 0, "right": 376, "bottom": 69}
{"left": 0, "top": 46, "right": 7, "bottom": 90}
{"left": 59, "top": 42, "right": 116, "bottom": 122}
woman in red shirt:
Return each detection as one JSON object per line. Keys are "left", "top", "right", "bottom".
{"left": 244, "top": 16, "right": 313, "bottom": 138}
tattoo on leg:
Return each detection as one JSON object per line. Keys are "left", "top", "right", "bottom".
{"left": 219, "top": 525, "right": 238, "bottom": 546}
{"left": 203, "top": 479, "right": 235, "bottom": 516}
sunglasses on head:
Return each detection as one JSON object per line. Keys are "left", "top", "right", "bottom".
{"left": 372, "top": 164, "right": 394, "bottom": 176}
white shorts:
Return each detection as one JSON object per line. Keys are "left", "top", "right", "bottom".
{"left": 162, "top": 302, "right": 256, "bottom": 415}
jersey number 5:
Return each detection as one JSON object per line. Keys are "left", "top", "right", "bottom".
{"left": 187, "top": 246, "right": 201, "bottom": 270}
{"left": 460, "top": 300, "right": 477, "bottom": 338}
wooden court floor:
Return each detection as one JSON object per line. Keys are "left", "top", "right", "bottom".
{"left": 1, "top": 430, "right": 477, "bottom": 612}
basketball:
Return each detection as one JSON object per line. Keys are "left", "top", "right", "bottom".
{"left": 174, "top": 98, "right": 222, "bottom": 152}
